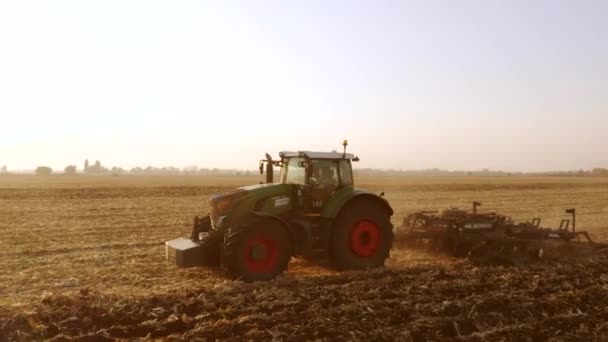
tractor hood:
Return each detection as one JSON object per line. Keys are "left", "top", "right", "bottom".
{"left": 208, "top": 183, "right": 293, "bottom": 228}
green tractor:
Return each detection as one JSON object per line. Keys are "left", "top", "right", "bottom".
{"left": 166, "top": 141, "right": 394, "bottom": 281}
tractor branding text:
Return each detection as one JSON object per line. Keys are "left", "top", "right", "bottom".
{"left": 274, "top": 196, "right": 290, "bottom": 208}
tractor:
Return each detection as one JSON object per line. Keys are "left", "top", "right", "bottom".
{"left": 166, "top": 141, "right": 394, "bottom": 281}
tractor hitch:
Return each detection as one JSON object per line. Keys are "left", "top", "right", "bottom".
{"left": 190, "top": 214, "right": 212, "bottom": 242}
{"left": 166, "top": 213, "right": 223, "bottom": 268}
{"left": 165, "top": 214, "right": 212, "bottom": 267}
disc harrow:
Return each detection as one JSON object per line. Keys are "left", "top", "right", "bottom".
{"left": 396, "top": 202, "right": 608, "bottom": 265}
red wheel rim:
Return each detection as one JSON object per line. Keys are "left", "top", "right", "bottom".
{"left": 350, "top": 220, "right": 381, "bottom": 257}
{"left": 244, "top": 234, "right": 279, "bottom": 273}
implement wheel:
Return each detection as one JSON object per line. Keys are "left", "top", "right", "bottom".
{"left": 221, "top": 221, "right": 291, "bottom": 281}
{"left": 330, "top": 200, "right": 393, "bottom": 270}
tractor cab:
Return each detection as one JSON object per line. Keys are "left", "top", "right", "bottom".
{"left": 257, "top": 141, "right": 360, "bottom": 213}
{"left": 278, "top": 151, "right": 357, "bottom": 187}
{"left": 276, "top": 151, "right": 358, "bottom": 212}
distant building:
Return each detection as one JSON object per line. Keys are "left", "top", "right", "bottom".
{"left": 35, "top": 166, "right": 53, "bottom": 176}
{"left": 64, "top": 165, "right": 77, "bottom": 175}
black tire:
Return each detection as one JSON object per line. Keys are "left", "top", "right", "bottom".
{"left": 329, "top": 200, "right": 393, "bottom": 270}
{"left": 221, "top": 220, "right": 291, "bottom": 282}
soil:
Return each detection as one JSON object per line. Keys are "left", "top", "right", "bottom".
{"left": 2, "top": 251, "right": 608, "bottom": 341}
{"left": 2, "top": 176, "right": 608, "bottom": 341}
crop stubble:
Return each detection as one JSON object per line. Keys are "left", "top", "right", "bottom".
{"left": 1, "top": 175, "right": 607, "bottom": 341}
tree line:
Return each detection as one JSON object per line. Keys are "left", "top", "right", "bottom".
{"left": 354, "top": 168, "right": 608, "bottom": 177}
{"left": 29, "top": 159, "right": 256, "bottom": 176}
{"left": 2, "top": 161, "right": 608, "bottom": 177}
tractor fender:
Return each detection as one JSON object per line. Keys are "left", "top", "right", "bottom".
{"left": 321, "top": 188, "right": 394, "bottom": 219}
{"left": 249, "top": 211, "right": 297, "bottom": 255}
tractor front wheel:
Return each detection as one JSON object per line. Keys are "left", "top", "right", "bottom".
{"left": 221, "top": 221, "right": 291, "bottom": 281}
{"left": 330, "top": 201, "right": 393, "bottom": 270}
{"left": 198, "top": 228, "right": 224, "bottom": 266}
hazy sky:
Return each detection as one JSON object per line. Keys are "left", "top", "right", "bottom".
{"left": 1, "top": 1, "right": 607, "bottom": 171}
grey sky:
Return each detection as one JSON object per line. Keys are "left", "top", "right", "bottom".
{"left": 1, "top": 1, "right": 607, "bottom": 171}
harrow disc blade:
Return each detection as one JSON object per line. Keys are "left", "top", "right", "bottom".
{"left": 540, "top": 240, "right": 608, "bottom": 261}
{"left": 467, "top": 238, "right": 543, "bottom": 266}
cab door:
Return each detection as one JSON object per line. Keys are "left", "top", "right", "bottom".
{"left": 305, "top": 160, "right": 340, "bottom": 214}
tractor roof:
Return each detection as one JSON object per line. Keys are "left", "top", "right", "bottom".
{"left": 279, "top": 151, "right": 356, "bottom": 160}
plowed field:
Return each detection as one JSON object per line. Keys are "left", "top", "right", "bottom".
{"left": 1, "top": 175, "right": 607, "bottom": 341}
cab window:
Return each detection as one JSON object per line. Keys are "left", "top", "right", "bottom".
{"left": 310, "top": 160, "right": 338, "bottom": 187}
{"left": 281, "top": 158, "right": 306, "bottom": 185}
{"left": 339, "top": 160, "right": 353, "bottom": 186}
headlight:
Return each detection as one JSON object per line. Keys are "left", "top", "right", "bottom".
{"left": 216, "top": 197, "right": 233, "bottom": 213}
{"left": 209, "top": 190, "right": 247, "bottom": 227}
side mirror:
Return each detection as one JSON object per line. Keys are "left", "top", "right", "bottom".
{"left": 259, "top": 162, "right": 264, "bottom": 175}
{"left": 266, "top": 162, "right": 274, "bottom": 183}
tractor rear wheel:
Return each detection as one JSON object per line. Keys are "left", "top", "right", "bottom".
{"left": 330, "top": 200, "right": 393, "bottom": 270}
{"left": 221, "top": 221, "right": 291, "bottom": 281}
